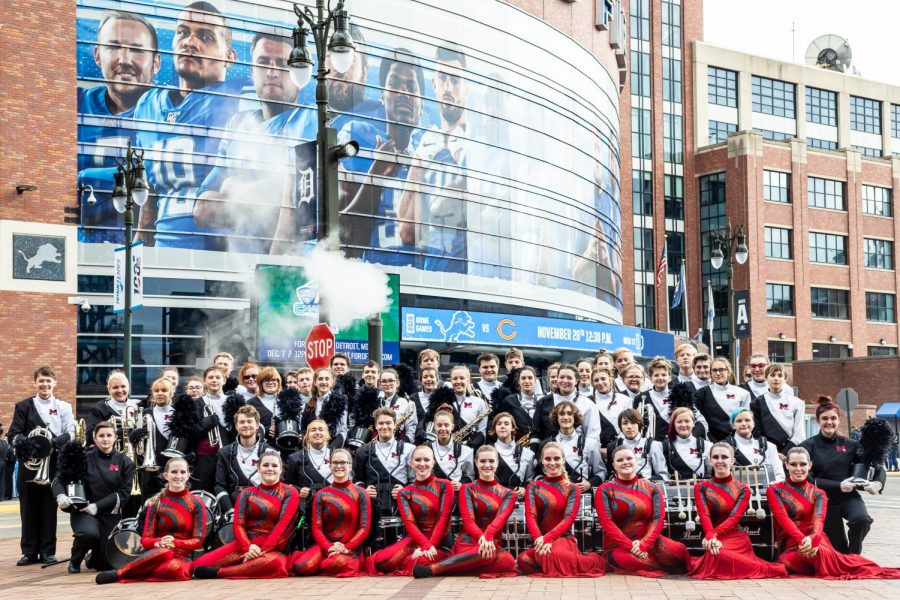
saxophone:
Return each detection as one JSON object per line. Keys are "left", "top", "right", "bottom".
{"left": 452, "top": 407, "right": 491, "bottom": 443}
{"left": 392, "top": 404, "right": 415, "bottom": 436}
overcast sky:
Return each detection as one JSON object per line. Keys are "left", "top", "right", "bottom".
{"left": 704, "top": 0, "right": 900, "bottom": 87}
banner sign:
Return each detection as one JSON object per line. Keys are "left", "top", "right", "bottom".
{"left": 113, "top": 241, "right": 143, "bottom": 314}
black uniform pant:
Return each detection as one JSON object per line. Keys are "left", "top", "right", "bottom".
{"left": 17, "top": 464, "right": 57, "bottom": 557}
{"left": 70, "top": 512, "right": 120, "bottom": 570}
{"left": 193, "top": 453, "right": 217, "bottom": 493}
{"left": 824, "top": 494, "right": 872, "bottom": 555}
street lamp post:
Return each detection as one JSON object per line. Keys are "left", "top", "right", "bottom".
{"left": 710, "top": 220, "right": 749, "bottom": 373}
{"left": 111, "top": 142, "right": 149, "bottom": 385}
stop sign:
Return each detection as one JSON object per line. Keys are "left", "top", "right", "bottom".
{"left": 305, "top": 323, "right": 335, "bottom": 370}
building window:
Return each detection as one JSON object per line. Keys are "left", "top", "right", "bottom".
{"left": 850, "top": 95, "right": 881, "bottom": 134}
{"left": 805, "top": 87, "right": 837, "bottom": 126}
{"left": 807, "top": 138, "right": 838, "bottom": 150}
{"left": 629, "top": 0, "right": 650, "bottom": 42}
{"left": 661, "top": 1, "right": 681, "bottom": 48}
{"left": 632, "top": 170, "right": 653, "bottom": 216}
{"left": 811, "top": 287, "right": 850, "bottom": 319}
{"left": 631, "top": 50, "right": 650, "bottom": 97}
{"left": 708, "top": 67, "right": 737, "bottom": 107}
{"left": 751, "top": 75, "right": 795, "bottom": 118}
{"left": 664, "top": 175, "right": 684, "bottom": 220}
{"left": 768, "top": 340, "right": 795, "bottom": 363}
{"left": 862, "top": 185, "right": 892, "bottom": 217}
{"left": 634, "top": 283, "right": 655, "bottom": 329}
{"left": 765, "top": 226, "right": 792, "bottom": 259}
{"left": 763, "top": 170, "right": 790, "bottom": 203}
{"left": 708, "top": 120, "right": 737, "bottom": 145}
{"left": 809, "top": 232, "right": 847, "bottom": 265}
{"left": 766, "top": 283, "right": 794, "bottom": 316}
{"left": 662, "top": 57, "right": 682, "bottom": 103}
{"left": 854, "top": 146, "right": 882, "bottom": 158}
{"left": 663, "top": 113, "right": 683, "bottom": 164}
{"left": 864, "top": 238, "right": 894, "bottom": 269}
{"left": 892, "top": 104, "right": 900, "bottom": 139}
{"left": 812, "top": 343, "right": 851, "bottom": 359}
{"left": 866, "top": 292, "right": 896, "bottom": 322}
{"left": 632, "top": 108, "right": 652, "bottom": 160}
{"left": 634, "top": 227, "right": 655, "bottom": 272}
{"left": 869, "top": 346, "right": 898, "bottom": 356}
{"left": 699, "top": 172, "right": 729, "bottom": 358}
{"left": 808, "top": 176, "right": 845, "bottom": 210}
{"left": 754, "top": 128, "right": 794, "bottom": 141}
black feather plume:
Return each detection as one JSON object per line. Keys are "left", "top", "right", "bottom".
{"left": 426, "top": 386, "right": 457, "bottom": 422}
{"left": 319, "top": 387, "right": 348, "bottom": 433}
{"left": 335, "top": 374, "right": 358, "bottom": 404}
{"left": 668, "top": 382, "right": 696, "bottom": 410}
{"left": 503, "top": 368, "right": 523, "bottom": 394}
{"left": 57, "top": 441, "right": 88, "bottom": 485}
{"left": 393, "top": 363, "right": 417, "bottom": 398}
{"left": 352, "top": 386, "right": 381, "bottom": 429}
{"left": 277, "top": 387, "right": 304, "bottom": 421}
{"left": 858, "top": 417, "right": 893, "bottom": 467}
{"left": 13, "top": 436, "right": 41, "bottom": 462}
{"left": 222, "top": 392, "right": 246, "bottom": 433}
{"left": 169, "top": 393, "right": 200, "bottom": 438}
{"left": 223, "top": 375, "right": 239, "bottom": 394}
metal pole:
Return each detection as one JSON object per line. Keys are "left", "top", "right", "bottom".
{"left": 123, "top": 191, "right": 133, "bottom": 385}
{"left": 368, "top": 315, "right": 383, "bottom": 368}
{"left": 727, "top": 242, "right": 737, "bottom": 375}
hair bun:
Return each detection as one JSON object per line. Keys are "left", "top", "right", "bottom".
{"left": 817, "top": 395, "right": 833, "bottom": 405}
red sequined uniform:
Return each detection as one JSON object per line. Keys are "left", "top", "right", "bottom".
{"left": 369, "top": 475, "right": 454, "bottom": 575}
{"left": 767, "top": 479, "right": 900, "bottom": 579}
{"left": 518, "top": 476, "right": 606, "bottom": 577}
{"left": 117, "top": 488, "right": 206, "bottom": 582}
{"left": 595, "top": 477, "right": 691, "bottom": 577}
{"left": 687, "top": 476, "right": 787, "bottom": 579}
{"left": 291, "top": 480, "right": 372, "bottom": 577}
{"left": 191, "top": 482, "right": 300, "bottom": 578}
{"left": 426, "top": 478, "right": 518, "bottom": 578}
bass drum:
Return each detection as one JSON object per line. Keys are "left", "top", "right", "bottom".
{"left": 105, "top": 518, "right": 142, "bottom": 569}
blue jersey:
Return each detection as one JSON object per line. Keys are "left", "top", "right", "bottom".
{"left": 133, "top": 80, "right": 244, "bottom": 250}
{"left": 77, "top": 86, "right": 140, "bottom": 244}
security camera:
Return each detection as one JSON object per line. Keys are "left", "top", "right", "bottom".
{"left": 68, "top": 296, "right": 92, "bottom": 312}
{"left": 81, "top": 184, "right": 97, "bottom": 206}
{"left": 80, "top": 300, "right": 91, "bottom": 313}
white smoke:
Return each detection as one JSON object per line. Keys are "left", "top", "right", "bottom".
{"left": 304, "top": 231, "right": 392, "bottom": 331}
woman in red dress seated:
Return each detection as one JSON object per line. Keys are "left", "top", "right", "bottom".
{"left": 517, "top": 442, "right": 606, "bottom": 577}
{"left": 595, "top": 446, "right": 691, "bottom": 577}
{"left": 192, "top": 449, "right": 301, "bottom": 579}
{"left": 687, "top": 442, "right": 787, "bottom": 579}
{"left": 413, "top": 445, "right": 518, "bottom": 578}
{"left": 291, "top": 448, "right": 372, "bottom": 577}
{"left": 368, "top": 445, "right": 454, "bottom": 575}
{"left": 767, "top": 446, "right": 900, "bottom": 579}
{"left": 96, "top": 457, "right": 206, "bottom": 584}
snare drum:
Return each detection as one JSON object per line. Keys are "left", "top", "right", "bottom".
{"left": 192, "top": 490, "right": 217, "bottom": 545}
{"left": 346, "top": 426, "right": 371, "bottom": 449}
{"left": 502, "top": 505, "right": 529, "bottom": 558}
{"left": 105, "top": 518, "right": 143, "bottom": 569}
{"left": 213, "top": 509, "right": 235, "bottom": 548}
{"left": 377, "top": 516, "right": 405, "bottom": 549}
{"left": 572, "top": 494, "right": 600, "bottom": 552}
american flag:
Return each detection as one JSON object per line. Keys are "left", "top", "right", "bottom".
{"left": 655, "top": 237, "right": 668, "bottom": 288}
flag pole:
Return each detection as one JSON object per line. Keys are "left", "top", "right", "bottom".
{"left": 682, "top": 258, "right": 689, "bottom": 339}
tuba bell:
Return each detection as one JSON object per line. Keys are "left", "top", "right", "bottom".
{"left": 139, "top": 412, "right": 159, "bottom": 472}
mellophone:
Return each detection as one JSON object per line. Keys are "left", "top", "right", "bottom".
{"left": 104, "top": 468, "right": 778, "bottom": 566}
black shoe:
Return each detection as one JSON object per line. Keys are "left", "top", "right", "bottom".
{"left": 412, "top": 565, "right": 433, "bottom": 579}
{"left": 193, "top": 566, "right": 220, "bottom": 579}
{"left": 95, "top": 571, "right": 118, "bottom": 585}
{"left": 16, "top": 555, "right": 39, "bottom": 566}
{"left": 42, "top": 555, "right": 57, "bottom": 565}
{"left": 68, "top": 561, "right": 81, "bottom": 574}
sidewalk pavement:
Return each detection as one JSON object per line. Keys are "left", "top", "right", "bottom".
{"left": 1, "top": 506, "right": 899, "bottom": 599}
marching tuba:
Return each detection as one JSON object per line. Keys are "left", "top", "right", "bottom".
{"left": 25, "top": 427, "right": 53, "bottom": 485}
{"left": 139, "top": 412, "right": 159, "bottom": 472}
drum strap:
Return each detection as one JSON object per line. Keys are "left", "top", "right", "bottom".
{"left": 663, "top": 437, "right": 704, "bottom": 478}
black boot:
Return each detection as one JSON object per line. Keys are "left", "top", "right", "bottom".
{"left": 96, "top": 571, "right": 118, "bottom": 585}
{"left": 412, "top": 565, "right": 433, "bottom": 579}
{"left": 193, "top": 566, "right": 220, "bottom": 579}
{"left": 68, "top": 560, "right": 81, "bottom": 574}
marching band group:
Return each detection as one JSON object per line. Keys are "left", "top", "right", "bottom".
{"left": 7, "top": 343, "right": 900, "bottom": 583}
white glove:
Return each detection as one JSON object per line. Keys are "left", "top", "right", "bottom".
{"left": 56, "top": 494, "right": 72, "bottom": 510}
{"left": 840, "top": 478, "right": 855, "bottom": 493}
{"left": 865, "top": 481, "right": 883, "bottom": 495}
{"left": 82, "top": 503, "right": 98, "bottom": 516}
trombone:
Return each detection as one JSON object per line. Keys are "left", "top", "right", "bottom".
{"left": 203, "top": 400, "right": 221, "bottom": 447}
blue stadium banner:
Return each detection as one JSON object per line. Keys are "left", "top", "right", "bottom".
{"left": 401, "top": 308, "right": 674, "bottom": 358}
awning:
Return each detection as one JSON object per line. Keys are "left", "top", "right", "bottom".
{"left": 876, "top": 402, "right": 900, "bottom": 418}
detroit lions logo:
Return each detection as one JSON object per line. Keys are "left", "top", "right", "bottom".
{"left": 435, "top": 311, "right": 475, "bottom": 342}
{"left": 17, "top": 243, "right": 61, "bottom": 273}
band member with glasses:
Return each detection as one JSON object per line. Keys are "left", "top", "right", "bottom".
{"left": 739, "top": 353, "right": 771, "bottom": 398}
{"left": 292, "top": 448, "right": 372, "bottom": 576}
{"left": 596, "top": 446, "right": 691, "bottom": 577}
{"left": 414, "top": 445, "right": 518, "bottom": 578}
{"left": 686, "top": 442, "right": 787, "bottom": 579}
{"left": 693, "top": 358, "right": 750, "bottom": 443}
{"left": 767, "top": 447, "right": 900, "bottom": 578}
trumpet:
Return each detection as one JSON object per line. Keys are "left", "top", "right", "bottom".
{"left": 74, "top": 418, "right": 87, "bottom": 446}
{"left": 139, "top": 412, "right": 159, "bottom": 472}
{"left": 516, "top": 431, "right": 531, "bottom": 447}
{"left": 25, "top": 427, "right": 53, "bottom": 486}
{"left": 640, "top": 402, "right": 656, "bottom": 440}
{"left": 452, "top": 407, "right": 491, "bottom": 443}
{"left": 204, "top": 400, "right": 221, "bottom": 447}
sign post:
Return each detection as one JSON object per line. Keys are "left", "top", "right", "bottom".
{"left": 836, "top": 387, "right": 859, "bottom": 433}
{"left": 305, "top": 323, "right": 335, "bottom": 370}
